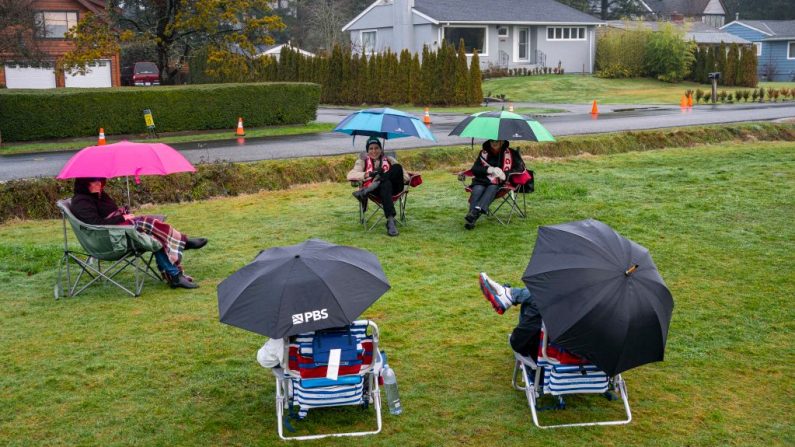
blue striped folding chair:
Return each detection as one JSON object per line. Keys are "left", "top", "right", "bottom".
{"left": 511, "top": 325, "right": 632, "bottom": 428}
{"left": 272, "top": 320, "right": 384, "bottom": 440}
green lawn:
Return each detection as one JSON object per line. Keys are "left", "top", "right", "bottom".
{"left": 0, "top": 122, "right": 336, "bottom": 156}
{"left": 483, "top": 74, "right": 795, "bottom": 104}
{"left": 1, "top": 141, "right": 793, "bottom": 446}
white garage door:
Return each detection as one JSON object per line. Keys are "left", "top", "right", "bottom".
{"left": 4, "top": 63, "right": 56, "bottom": 89}
{"left": 65, "top": 60, "right": 112, "bottom": 88}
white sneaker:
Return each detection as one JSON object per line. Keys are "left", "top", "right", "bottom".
{"left": 479, "top": 272, "right": 513, "bottom": 315}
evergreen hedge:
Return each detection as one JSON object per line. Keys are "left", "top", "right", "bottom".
{"left": 2, "top": 122, "right": 793, "bottom": 224}
{"left": 0, "top": 82, "right": 320, "bottom": 142}
{"left": 193, "top": 42, "right": 483, "bottom": 107}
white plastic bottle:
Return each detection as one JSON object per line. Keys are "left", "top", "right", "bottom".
{"left": 383, "top": 366, "right": 402, "bottom": 415}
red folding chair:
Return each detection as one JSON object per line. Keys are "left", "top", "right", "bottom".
{"left": 353, "top": 173, "right": 422, "bottom": 232}
{"left": 456, "top": 169, "right": 534, "bottom": 225}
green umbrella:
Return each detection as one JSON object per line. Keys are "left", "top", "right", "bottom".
{"left": 449, "top": 110, "right": 555, "bottom": 142}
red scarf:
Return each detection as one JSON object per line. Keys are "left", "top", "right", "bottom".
{"left": 364, "top": 156, "right": 391, "bottom": 187}
{"left": 480, "top": 149, "right": 512, "bottom": 184}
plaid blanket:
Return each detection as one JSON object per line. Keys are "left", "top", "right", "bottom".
{"left": 132, "top": 216, "right": 186, "bottom": 265}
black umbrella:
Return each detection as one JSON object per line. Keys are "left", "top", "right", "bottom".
{"left": 522, "top": 219, "right": 673, "bottom": 376}
{"left": 217, "top": 239, "right": 390, "bottom": 339}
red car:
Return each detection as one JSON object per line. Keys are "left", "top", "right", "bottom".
{"left": 133, "top": 62, "right": 160, "bottom": 86}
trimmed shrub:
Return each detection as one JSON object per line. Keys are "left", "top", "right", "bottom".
{"left": 2, "top": 123, "right": 793, "bottom": 223}
{"left": 0, "top": 83, "right": 320, "bottom": 142}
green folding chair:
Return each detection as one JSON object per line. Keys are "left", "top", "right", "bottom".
{"left": 55, "top": 199, "right": 164, "bottom": 298}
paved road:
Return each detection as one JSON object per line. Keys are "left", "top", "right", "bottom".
{"left": 2, "top": 102, "right": 794, "bottom": 181}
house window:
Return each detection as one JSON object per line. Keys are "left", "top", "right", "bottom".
{"left": 443, "top": 26, "right": 487, "bottom": 55}
{"left": 360, "top": 30, "right": 376, "bottom": 54}
{"left": 789, "top": 41, "right": 795, "bottom": 60}
{"left": 35, "top": 11, "right": 79, "bottom": 39}
{"left": 753, "top": 42, "right": 762, "bottom": 56}
{"left": 546, "top": 26, "right": 586, "bottom": 41}
{"left": 518, "top": 28, "right": 529, "bottom": 60}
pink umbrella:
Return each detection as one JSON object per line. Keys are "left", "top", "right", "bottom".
{"left": 57, "top": 140, "right": 195, "bottom": 183}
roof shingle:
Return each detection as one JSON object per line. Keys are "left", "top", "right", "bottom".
{"left": 412, "top": 0, "right": 601, "bottom": 24}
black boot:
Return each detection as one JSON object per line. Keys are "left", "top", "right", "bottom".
{"left": 352, "top": 181, "right": 381, "bottom": 205}
{"left": 170, "top": 273, "right": 199, "bottom": 289}
{"left": 386, "top": 216, "right": 399, "bottom": 236}
{"left": 464, "top": 209, "right": 480, "bottom": 230}
{"left": 185, "top": 237, "right": 208, "bottom": 250}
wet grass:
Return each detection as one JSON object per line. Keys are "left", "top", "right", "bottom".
{"left": 0, "top": 141, "right": 793, "bottom": 446}
{"left": 482, "top": 75, "right": 795, "bottom": 104}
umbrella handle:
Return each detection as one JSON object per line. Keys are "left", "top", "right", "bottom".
{"left": 624, "top": 265, "right": 639, "bottom": 276}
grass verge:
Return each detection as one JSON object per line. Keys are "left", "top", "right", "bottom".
{"left": 482, "top": 75, "right": 795, "bottom": 104}
{"left": 0, "top": 122, "right": 336, "bottom": 156}
{"left": 0, "top": 140, "right": 793, "bottom": 446}
{"left": 2, "top": 122, "right": 793, "bottom": 224}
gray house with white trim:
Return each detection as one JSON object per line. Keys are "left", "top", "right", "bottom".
{"left": 342, "top": 0, "right": 603, "bottom": 73}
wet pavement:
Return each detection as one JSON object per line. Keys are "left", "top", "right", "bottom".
{"left": 2, "top": 102, "right": 794, "bottom": 181}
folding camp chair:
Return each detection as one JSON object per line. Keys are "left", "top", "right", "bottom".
{"left": 352, "top": 164, "right": 422, "bottom": 232}
{"left": 457, "top": 169, "right": 534, "bottom": 225}
{"left": 511, "top": 326, "right": 632, "bottom": 428}
{"left": 54, "top": 199, "right": 164, "bottom": 299}
{"left": 272, "top": 320, "right": 385, "bottom": 440}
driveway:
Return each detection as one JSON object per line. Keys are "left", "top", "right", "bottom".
{"left": 2, "top": 102, "right": 794, "bottom": 181}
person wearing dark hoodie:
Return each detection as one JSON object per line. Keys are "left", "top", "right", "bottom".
{"left": 346, "top": 137, "right": 410, "bottom": 237}
{"left": 70, "top": 177, "right": 207, "bottom": 289}
{"left": 464, "top": 139, "right": 526, "bottom": 229}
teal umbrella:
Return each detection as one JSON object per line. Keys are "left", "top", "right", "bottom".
{"left": 449, "top": 110, "right": 555, "bottom": 142}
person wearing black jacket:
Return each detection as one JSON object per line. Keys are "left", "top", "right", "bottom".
{"left": 70, "top": 177, "right": 206, "bottom": 289}
{"left": 465, "top": 139, "right": 525, "bottom": 229}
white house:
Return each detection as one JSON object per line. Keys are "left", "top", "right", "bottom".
{"left": 342, "top": 0, "right": 603, "bottom": 73}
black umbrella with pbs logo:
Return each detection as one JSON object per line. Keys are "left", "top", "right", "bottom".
{"left": 217, "top": 239, "right": 390, "bottom": 338}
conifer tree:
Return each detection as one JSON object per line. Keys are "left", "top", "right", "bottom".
{"left": 454, "top": 39, "right": 470, "bottom": 105}
{"left": 399, "top": 49, "right": 412, "bottom": 104}
{"left": 741, "top": 45, "right": 758, "bottom": 87}
{"left": 367, "top": 51, "right": 378, "bottom": 104}
{"left": 716, "top": 42, "right": 727, "bottom": 86}
{"left": 340, "top": 47, "right": 351, "bottom": 103}
{"left": 410, "top": 52, "right": 421, "bottom": 105}
{"left": 419, "top": 45, "right": 432, "bottom": 105}
{"left": 469, "top": 50, "right": 483, "bottom": 106}
{"left": 326, "top": 44, "right": 344, "bottom": 103}
{"left": 725, "top": 43, "right": 738, "bottom": 86}
{"left": 733, "top": 43, "right": 744, "bottom": 87}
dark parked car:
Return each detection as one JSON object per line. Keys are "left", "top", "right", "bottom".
{"left": 120, "top": 65, "right": 134, "bottom": 86}
{"left": 133, "top": 62, "right": 160, "bottom": 86}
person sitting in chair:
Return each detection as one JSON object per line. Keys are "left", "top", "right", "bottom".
{"left": 465, "top": 139, "right": 526, "bottom": 230}
{"left": 478, "top": 272, "right": 541, "bottom": 359}
{"left": 347, "top": 137, "right": 410, "bottom": 237}
{"left": 70, "top": 177, "right": 207, "bottom": 289}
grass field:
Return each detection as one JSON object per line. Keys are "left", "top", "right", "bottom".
{"left": 1, "top": 141, "right": 793, "bottom": 446}
{"left": 482, "top": 75, "right": 795, "bottom": 104}
{"left": 0, "top": 122, "right": 336, "bottom": 156}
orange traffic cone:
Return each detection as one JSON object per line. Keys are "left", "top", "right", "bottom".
{"left": 680, "top": 95, "right": 688, "bottom": 108}
{"left": 235, "top": 117, "right": 246, "bottom": 136}
{"left": 508, "top": 102, "right": 514, "bottom": 112}
{"left": 97, "top": 128, "right": 106, "bottom": 145}
{"left": 423, "top": 107, "right": 431, "bottom": 125}
{"left": 590, "top": 100, "right": 599, "bottom": 115}
{"left": 687, "top": 94, "right": 693, "bottom": 107}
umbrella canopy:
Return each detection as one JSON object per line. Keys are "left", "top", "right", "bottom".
{"left": 449, "top": 110, "right": 555, "bottom": 142}
{"left": 522, "top": 219, "right": 673, "bottom": 376}
{"left": 217, "top": 239, "right": 390, "bottom": 339}
{"left": 333, "top": 107, "right": 436, "bottom": 141}
{"left": 56, "top": 140, "right": 195, "bottom": 181}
